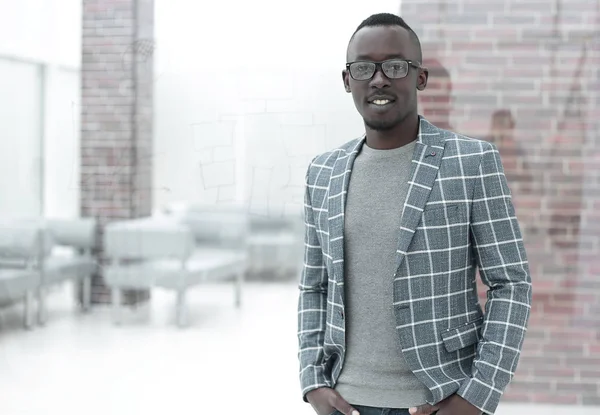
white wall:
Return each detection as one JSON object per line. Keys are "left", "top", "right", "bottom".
{"left": 154, "top": 0, "right": 402, "bottom": 217}
{"left": 0, "top": 0, "right": 81, "bottom": 67}
{"left": 43, "top": 67, "right": 81, "bottom": 219}
{"left": 0, "top": 59, "right": 43, "bottom": 217}
{"left": 0, "top": 0, "right": 81, "bottom": 218}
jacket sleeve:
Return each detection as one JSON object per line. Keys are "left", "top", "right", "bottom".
{"left": 457, "top": 142, "right": 533, "bottom": 414}
{"left": 297, "top": 157, "right": 331, "bottom": 402}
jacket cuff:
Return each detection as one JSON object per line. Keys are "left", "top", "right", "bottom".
{"left": 456, "top": 377, "right": 503, "bottom": 415}
{"left": 300, "top": 365, "right": 330, "bottom": 402}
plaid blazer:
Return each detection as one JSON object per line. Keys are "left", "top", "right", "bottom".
{"left": 297, "top": 117, "right": 532, "bottom": 415}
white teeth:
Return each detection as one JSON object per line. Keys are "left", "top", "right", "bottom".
{"left": 373, "top": 99, "right": 390, "bottom": 105}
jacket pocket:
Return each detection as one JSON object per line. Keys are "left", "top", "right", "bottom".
{"left": 441, "top": 317, "right": 483, "bottom": 353}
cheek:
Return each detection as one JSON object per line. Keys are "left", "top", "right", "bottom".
{"left": 400, "top": 88, "right": 418, "bottom": 103}
{"left": 349, "top": 84, "right": 366, "bottom": 102}
{"left": 352, "top": 93, "right": 365, "bottom": 111}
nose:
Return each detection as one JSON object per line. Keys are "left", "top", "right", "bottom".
{"left": 369, "top": 67, "right": 391, "bottom": 89}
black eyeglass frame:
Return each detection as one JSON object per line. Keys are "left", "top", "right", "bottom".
{"left": 345, "top": 59, "right": 423, "bottom": 81}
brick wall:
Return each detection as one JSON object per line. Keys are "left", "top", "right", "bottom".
{"left": 403, "top": 0, "right": 600, "bottom": 406}
{"left": 81, "top": 0, "right": 154, "bottom": 305}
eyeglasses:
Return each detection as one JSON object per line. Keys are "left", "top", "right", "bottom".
{"left": 345, "top": 59, "right": 421, "bottom": 81}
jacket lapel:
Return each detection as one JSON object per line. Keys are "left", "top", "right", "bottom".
{"left": 327, "top": 138, "right": 364, "bottom": 305}
{"left": 394, "top": 117, "right": 446, "bottom": 274}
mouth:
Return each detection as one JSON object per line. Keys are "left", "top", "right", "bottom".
{"left": 366, "top": 96, "right": 396, "bottom": 113}
{"left": 367, "top": 96, "right": 396, "bottom": 107}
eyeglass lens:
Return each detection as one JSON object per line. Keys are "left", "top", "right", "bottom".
{"left": 350, "top": 60, "right": 409, "bottom": 80}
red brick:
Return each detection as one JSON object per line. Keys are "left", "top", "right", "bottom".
{"left": 543, "top": 344, "right": 585, "bottom": 355}
{"left": 509, "top": 381, "right": 555, "bottom": 393}
{"left": 588, "top": 345, "right": 600, "bottom": 355}
{"left": 472, "top": 27, "right": 521, "bottom": 40}
{"left": 556, "top": 382, "right": 599, "bottom": 394}
{"left": 449, "top": 41, "right": 494, "bottom": 51}
{"left": 501, "top": 391, "right": 533, "bottom": 402}
{"left": 528, "top": 314, "right": 570, "bottom": 328}
{"left": 532, "top": 280, "right": 560, "bottom": 292}
{"left": 532, "top": 394, "right": 579, "bottom": 405}
{"left": 464, "top": 55, "right": 511, "bottom": 66}
{"left": 532, "top": 368, "right": 577, "bottom": 378}
{"left": 579, "top": 370, "right": 600, "bottom": 379}
{"left": 564, "top": 357, "right": 600, "bottom": 369}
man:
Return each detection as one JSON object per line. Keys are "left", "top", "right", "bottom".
{"left": 297, "top": 13, "right": 532, "bottom": 415}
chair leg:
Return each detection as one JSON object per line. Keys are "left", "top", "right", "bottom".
{"left": 112, "top": 288, "right": 122, "bottom": 325}
{"left": 37, "top": 286, "right": 47, "bottom": 325}
{"left": 235, "top": 270, "right": 243, "bottom": 308}
{"left": 82, "top": 276, "right": 91, "bottom": 312}
{"left": 176, "top": 289, "right": 187, "bottom": 328}
{"left": 24, "top": 291, "right": 34, "bottom": 329}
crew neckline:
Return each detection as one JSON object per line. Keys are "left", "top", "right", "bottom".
{"left": 359, "top": 139, "right": 417, "bottom": 159}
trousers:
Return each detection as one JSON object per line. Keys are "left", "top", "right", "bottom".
{"left": 330, "top": 405, "right": 412, "bottom": 415}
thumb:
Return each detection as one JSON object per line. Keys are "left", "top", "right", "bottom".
{"left": 342, "top": 406, "right": 360, "bottom": 415}
{"left": 336, "top": 400, "right": 359, "bottom": 415}
{"left": 409, "top": 404, "right": 439, "bottom": 415}
{"left": 330, "top": 391, "right": 359, "bottom": 415}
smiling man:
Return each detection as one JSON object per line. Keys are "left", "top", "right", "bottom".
{"left": 297, "top": 13, "right": 532, "bottom": 415}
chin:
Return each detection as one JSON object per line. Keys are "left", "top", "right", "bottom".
{"left": 364, "top": 119, "right": 398, "bottom": 131}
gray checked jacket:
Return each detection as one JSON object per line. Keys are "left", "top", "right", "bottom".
{"left": 297, "top": 117, "right": 532, "bottom": 415}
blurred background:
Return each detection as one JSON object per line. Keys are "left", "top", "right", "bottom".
{"left": 0, "top": 0, "right": 598, "bottom": 414}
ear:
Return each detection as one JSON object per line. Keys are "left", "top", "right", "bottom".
{"left": 417, "top": 68, "right": 429, "bottom": 91}
{"left": 342, "top": 70, "right": 351, "bottom": 93}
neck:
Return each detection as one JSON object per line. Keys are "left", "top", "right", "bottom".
{"left": 365, "top": 114, "right": 420, "bottom": 150}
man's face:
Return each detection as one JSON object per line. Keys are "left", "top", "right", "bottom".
{"left": 343, "top": 25, "right": 428, "bottom": 131}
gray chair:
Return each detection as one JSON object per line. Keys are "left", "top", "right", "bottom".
{"left": 37, "top": 218, "right": 97, "bottom": 324}
{"left": 0, "top": 222, "right": 53, "bottom": 329}
{"left": 103, "top": 215, "right": 247, "bottom": 327}
{"left": 246, "top": 208, "right": 304, "bottom": 278}
{"left": 178, "top": 204, "right": 249, "bottom": 307}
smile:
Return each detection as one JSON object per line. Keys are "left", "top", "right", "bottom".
{"left": 367, "top": 99, "right": 395, "bottom": 111}
{"left": 367, "top": 96, "right": 396, "bottom": 107}
{"left": 372, "top": 99, "right": 392, "bottom": 105}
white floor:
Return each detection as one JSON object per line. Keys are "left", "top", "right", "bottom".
{"left": 0, "top": 281, "right": 596, "bottom": 415}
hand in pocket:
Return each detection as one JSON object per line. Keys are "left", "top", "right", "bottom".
{"left": 306, "top": 387, "right": 360, "bottom": 415}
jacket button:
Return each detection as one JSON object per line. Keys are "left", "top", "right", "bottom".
{"left": 339, "top": 310, "right": 344, "bottom": 319}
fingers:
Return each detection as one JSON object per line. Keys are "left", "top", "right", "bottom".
{"left": 336, "top": 402, "right": 360, "bottom": 415}
{"left": 408, "top": 403, "right": 439, "bottom": 415}
{"left": 331, "top": 394, "right": 360, "bottom": 415}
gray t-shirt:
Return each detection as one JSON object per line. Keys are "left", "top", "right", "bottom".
{"left": 334, "top": 139, "right": 433, "bottom": 408}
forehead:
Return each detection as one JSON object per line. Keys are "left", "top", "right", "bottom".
{"left": 348, "top": 25, "right": 415, "bottom": 61}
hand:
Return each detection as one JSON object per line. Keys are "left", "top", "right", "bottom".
{"left": 306, "top": 387, "right": 360, "bottom": 415}
{"left": 418, "top": 394, "right": 481, "bottom": 415}
{"left": 408, "top": 403, "right": 439, "bottom": 415}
